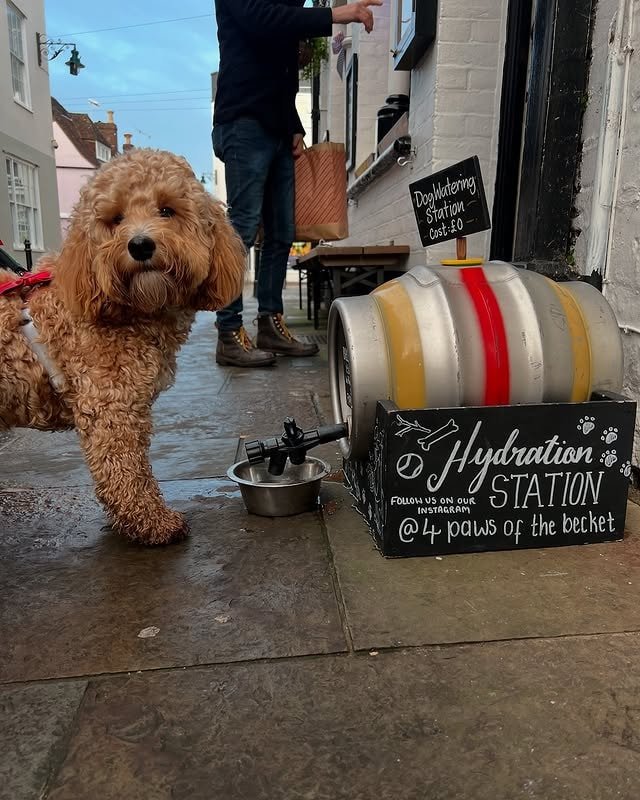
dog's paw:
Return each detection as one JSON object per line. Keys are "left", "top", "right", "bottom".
{"left": 147, "top": 510, "right": 190, "bottom": 545}
{"left": 119, "top": 509, "right": 189, "bottom": 546}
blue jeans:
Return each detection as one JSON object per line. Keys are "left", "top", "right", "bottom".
{"left": 212, "top": 118, "right": 295, "bottom": 331}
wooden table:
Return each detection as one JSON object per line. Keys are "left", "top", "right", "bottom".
{"left": 295, "top": 245, "right": 410, "bottom": 328}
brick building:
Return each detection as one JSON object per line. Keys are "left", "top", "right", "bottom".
{"left": 319, "top": 0, "right": 508, "bottom": 266}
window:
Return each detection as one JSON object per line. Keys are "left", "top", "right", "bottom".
{"left": 7, "top": 2, "right": 31, "bottom": 108}
{"left": 95, "top": 141, "right": 112, "bottom": 162}
{"left": 5, "top": 156, "right": 43, "bottom": 249}
{"left": 392, "top": 0, "right": 437, "bottom": 71}
{"left": 345, "top": 54, "right": 358, "bottom": 172}
{"left": 395, "top": 0, "right": 415, "bottom": 47}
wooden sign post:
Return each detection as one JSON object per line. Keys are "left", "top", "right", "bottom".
{"left": 409, "top": 155, "right": 491, "bottom": 265}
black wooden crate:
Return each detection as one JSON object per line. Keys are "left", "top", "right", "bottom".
{"left": 343, "top": 394, "right": 636, "bottom": 557}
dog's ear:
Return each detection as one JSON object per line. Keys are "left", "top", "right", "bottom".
{"left": 53, "top": 215, "right": 103, "bottom": 320}
{"left": 193, "top": 195, "right": 246, "bottom": 312}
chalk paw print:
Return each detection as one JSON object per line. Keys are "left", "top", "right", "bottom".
{"left": 600, "top": 450, "right": 618, "bottom": 468}
{"left": 620, "top": 461, "right": 632, "bottom": 478}
{"left": 577, "top": 416, "right": 596, "bottom": 435}
{"left": 601, "top": 426, "right": 619, "bottom": 444}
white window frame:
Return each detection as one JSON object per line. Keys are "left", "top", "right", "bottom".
{"left": 391, "top": 0, "right": 436, "bottom": 70}
{"left": 7, "top": 2, "right": 32, "bottom": 110}
{"left": 393, "top": 0, "right": 415, "bottom": 53}
{"left": 95, "top": 141, "right": 112, "bottom": 162}
{"left": 5, "top": 155, "right": 44, "bottom": 250}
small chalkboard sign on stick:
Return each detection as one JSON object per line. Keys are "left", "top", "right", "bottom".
{"left": 409, "top": 156, "right": 491, "bottom": 261}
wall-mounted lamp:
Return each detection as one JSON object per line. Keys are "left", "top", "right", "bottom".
{"left": 37, "top": 33, "right": 85, "bottom": 75}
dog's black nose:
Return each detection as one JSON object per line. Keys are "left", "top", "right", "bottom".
{"left": 128, "top": 235, "right": 156, "bottom": 262}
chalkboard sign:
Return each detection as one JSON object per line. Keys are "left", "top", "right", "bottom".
{"left": 344, "top": 395, "right": 636, "bottom": 557}
{"left": 409, "top": 156, "right": 491, "bottom": 248}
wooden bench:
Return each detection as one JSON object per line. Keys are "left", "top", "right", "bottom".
{"left": 294, "top": 245, "right": 410, "bottom": 328}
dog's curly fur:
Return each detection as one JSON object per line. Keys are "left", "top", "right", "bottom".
{"left": 0, "top": 148, "right": 245, "bottom": 544}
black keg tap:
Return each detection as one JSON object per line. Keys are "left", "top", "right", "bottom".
{"left": 245, "top": 417, "right": 348, "bottom": 476}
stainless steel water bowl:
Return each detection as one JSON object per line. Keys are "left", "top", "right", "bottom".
{"left": 227, "top": 457, "right": 330, "bottom": 517}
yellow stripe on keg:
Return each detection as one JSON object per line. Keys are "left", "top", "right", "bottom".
{"left": 372, "top": 279, "right": 426, "bottom": 409}
{"left": 547, "top": 280, "right": 592, "bottom": 402}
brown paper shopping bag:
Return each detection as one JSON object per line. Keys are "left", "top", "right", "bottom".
{"left": 294, "top": 142, "right": 349, "bottom": 242}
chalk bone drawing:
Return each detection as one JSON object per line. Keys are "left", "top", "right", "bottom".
{"left": 395, "top": 416, "right": 459, "bottom": 452}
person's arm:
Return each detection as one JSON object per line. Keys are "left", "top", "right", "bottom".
{"left": 223, "top": 0, "right": 333, "bottom": 39}
{"left": 332, "top": 0, "right": 383, "bottom": 33}
{"left": 222, "top": 0, "right": 383, "bottom": 39}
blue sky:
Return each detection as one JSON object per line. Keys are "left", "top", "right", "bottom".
{"left": 45, "top": 1, "right": 220, "bottom": 187}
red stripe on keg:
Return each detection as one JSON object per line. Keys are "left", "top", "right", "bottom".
{"left": 460, "top": 267, "right": 510, "bottom": 405}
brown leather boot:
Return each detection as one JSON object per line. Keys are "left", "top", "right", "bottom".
{"left": 216, "top": 327, "right": 276, "bottom": 367}
{"left": 256, "top": 314, "right": 319, "bottom": 357}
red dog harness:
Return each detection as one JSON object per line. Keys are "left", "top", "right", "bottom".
{"left": 0, "top": 270, "right": 66, "bottom": 391}
{"left": 0, "top": 269, "right": 53, "bottom": 297}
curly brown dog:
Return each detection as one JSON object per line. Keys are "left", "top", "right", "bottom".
{"left": 0, "top": 148, "right": 245, "bottom": 544}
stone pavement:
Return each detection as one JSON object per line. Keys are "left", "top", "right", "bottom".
{"left": 3, "top": 282, "right": 640, "bottom": 799}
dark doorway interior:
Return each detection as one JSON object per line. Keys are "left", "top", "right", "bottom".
{"left": 491, "top": 0, "right": 594, "bottom": 276}
{"left": 490, "top": 0, "right": 534, "bottom": 262}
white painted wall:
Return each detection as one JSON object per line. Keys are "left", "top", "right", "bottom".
{"left": 574, "top": 0, "right": 640, "bottom": 461}
{"left": 297, "top": 80, "right": 313, "bottom": 141}
{"left": 324, "top": 0, "right": 509, "bottom": 267}
{"left": 350, "top": 1, "right": 391, "bottom": 172}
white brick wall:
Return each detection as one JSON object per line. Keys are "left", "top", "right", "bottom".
{"left": 574, "top": 0, "right": 640, "bottom": 462}
{"left": 325, "top": 0, "right": 509, "bottom": 267}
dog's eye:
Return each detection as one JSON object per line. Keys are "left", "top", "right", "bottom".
{"left": 159, "top": 207, "right": 175, "bottom": 218}
{"left": 111, "top": 214, "right": 124, "bottom": 226}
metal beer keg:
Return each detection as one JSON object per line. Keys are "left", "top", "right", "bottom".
{"left": 328, "top": 262, "right": 624, "bottom": 459}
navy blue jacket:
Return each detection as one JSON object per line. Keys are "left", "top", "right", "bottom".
{"left": 213, "top": 0, "right": 333, "bottom": 137}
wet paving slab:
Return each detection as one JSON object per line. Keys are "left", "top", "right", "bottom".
{"left": 14, "top": 634, "right": 640, "bottom": 800}
{"left": 0, "top": 388, "right": 330, "bottom": 488}
{"left": 0, "top": 307, "right": 330, "bottom": 489}
{"left": 7, "top": 292, "right": 640, "bottom": 798}
{"left": 0, "top": 479, "right": 347, "bottom": 683}
{"left": 0, "top": 680, "right": 87, "bottom": 800}
{"left": 323, "top": 482, "right": 640, "bottom": 650}
{"left": 0, "top": 428, "right": 241, "bottom": 487}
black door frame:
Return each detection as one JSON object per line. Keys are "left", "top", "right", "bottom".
{"left": 490, "top": 0, "right": 534, "bottom": 263}
{"left": 490, "top": 0, "right": 595, "bottom": 277}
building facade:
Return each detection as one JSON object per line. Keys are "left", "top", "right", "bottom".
{"left": 574, "top": 0, "right": 640, "bottom": 462}
{"left": 320, "top": 0, "right": 509, "bottom": 266}
{"left": 1, "top": 0, "right": 60, "bottom": 266}
{"left": 51, "top": 99, "right": 121, "bottom": 235}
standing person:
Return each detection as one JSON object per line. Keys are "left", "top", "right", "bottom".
{"left": 213, "top": 0, "right": 383, "bottom": 367}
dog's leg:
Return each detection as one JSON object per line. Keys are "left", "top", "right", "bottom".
{"left": 76, "top": 407, "right": 188, "bottom": 545}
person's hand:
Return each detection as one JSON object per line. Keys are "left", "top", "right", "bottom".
{"left": 332, "top": 0, "right": 383, "bottom": 34}
{"left": 292, "top": 134, "right": 304, "bottom": 159}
